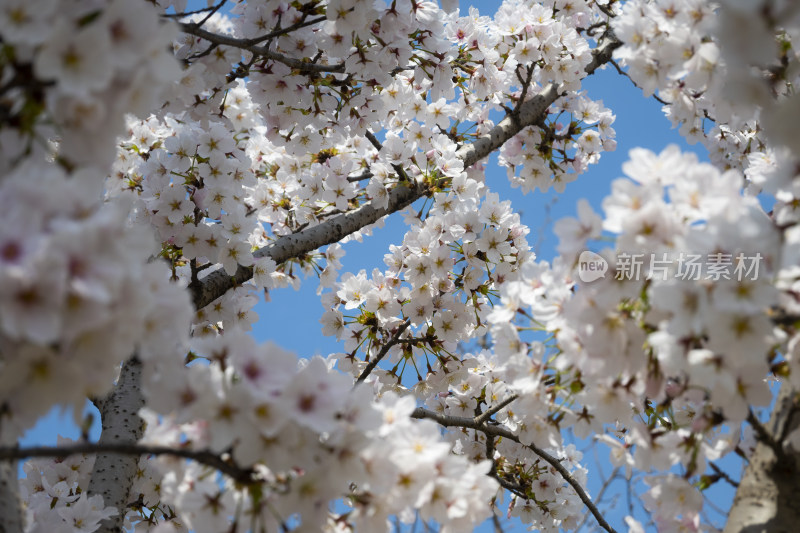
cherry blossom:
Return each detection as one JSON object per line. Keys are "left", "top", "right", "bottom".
{"left": 2, "top": 0, "right": 800, "bottom": 532}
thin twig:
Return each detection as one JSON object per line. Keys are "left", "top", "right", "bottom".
{"left": 179, "top": 23, "right": 345, "bottom": 74}
{"left": 513, "top": 65, "right": 536, "bottom": 119}
{"left": 355, "top": 319, "right": 412, "bottom": 384}
{"left": 475, "top": 394, "right": 519, "bottom": 426}
{"left": 485, "top": 431, "right": 527, "bottom": 499}
{"left": 365, "top": 130, "right": 411, "bottom": 182}
{"left": 609, "top": 59, "right": 670, "bottom": 106}
{"left": 186, "top": 41, "right": 219, "bottom": 61}
{"left": 248, "top": 15, "right": 328, "bottom": 45}
{"left": 196, "top": 0, "right": 227, "bottom": 28}
{"left": 708, "top": 461, "right": 739, "bottom": 488}
{"left": 162, "top": 0, "right": 227, "bottom": 18}
{"left": 491, "top": 511, "right": 505, "bottom": 533}
{"left": 575, "top": 465, "right": 621, "bottom": 532}
{"left": 494, "top": 474, "right": 528, "bottom": 499}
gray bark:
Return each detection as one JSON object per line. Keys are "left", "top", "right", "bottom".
{"left": 87, "top": 358, "right": 146, "bottom": 533}
{"left": 724, "top": 384, "right": 800, "bottom": 533}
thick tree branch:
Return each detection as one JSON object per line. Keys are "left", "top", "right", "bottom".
{"left": 190, "top": 178, "right": 424, "bottom": 309}
{"left": 191, "top": 34, "right": 622, "bottom": 310}
{"left": 87, "top": 358, "right": 146, "bottom": 533}
{"left": 725, "top": 384, "right": 800, "bottom": 533}
{"left": 746, "top": 407, "right": 781, "bottom": 454}
{"left": 411, "top": 407, "right": 618, "bottom": 533}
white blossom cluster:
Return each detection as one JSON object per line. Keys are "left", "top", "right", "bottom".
{"left": 103, "top": 0, "right": 620, "bottom": 334}
{"left": 0, "top": 0, "right": 190, "bottom": 449}
{"left": 485, "top": 141, "right": 798, "bottom": 530}
{"left": 422, "top": 342, "right": 593, "bottom": 531}
{"left": 0, "top": 163, "right": 191, "bottom": 442}
{"left": 0, "top": 0, "right": 179, "bottom": 171}
{"left": 5, "top": 0, "right": 800, "bottom": 531}
{"left": 24, "top": 333, "right": 497, "bottom": 532}
{"left": 19, "top": 438, "right": 115, "bottom": 533}
{"left": 114, "top": 116, "right": 260, "bottom": 276}
{"left": 499, "top": 92, "right": 617, "bottom": 194}
{"left": 613, "top": 0, "right": 800, "bottom": 179}
{"left": 324, "top": 185, "right": 533, "bottom": 390}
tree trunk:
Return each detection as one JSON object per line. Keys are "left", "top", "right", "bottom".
{"left": 88, "top": 357, "right": 145, "bottom": 533}
{"left": 0, "top": 460, "right": 23, "bottom": 533}
{"left": 724, "top": 384, "right": 800, "bottom": 533}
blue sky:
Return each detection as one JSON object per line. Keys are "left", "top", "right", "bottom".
{"left": 20, "top": 1, "right": 736, "bottom": 531}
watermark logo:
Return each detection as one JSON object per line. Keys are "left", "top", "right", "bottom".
{"left": 578, "top": 251, "right": 608, "bottom": 283}
{"left": 577, "top": 251, "right": 764, "bottom": 283}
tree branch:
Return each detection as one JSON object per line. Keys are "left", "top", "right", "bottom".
{"left": 725, "top": 384, "right": 800, "bottom": 532}
{"left": 356, "top": 319, "right": 412, "bottom": 384}
{"left": 475, "top": 394, "right": 518, "bottom": 426}
{"left": 485, "top": 428, "right": 528, "bottom": 500}
{"left": 251, "top": 15, "right": 328, "bottom": 44}
{"left": 162, "top": 1, "right": 227, "bottom": 18}
{"left": 88, "top": 357, "right": 146, "bottom": 533}
{"left": 747, "top": 407, "right": 781, "bottom": 457}
{"left": 595, "top": 2, "right": 618, "bottom": 19}
{"left": 513, "top": 65, "right": 536, "bottom": 121}
{"left": 0, "top": 442, "right": 257, "bottom": 486}
{"left": 709, "top": 461, "right": 739, "bottom": 489}
{"left": 575, "top": 465, "right": 621, "bottom": 533}
{"left": 410, "top": 407, "right": 618, "bottom": 533}
{"left": 609, "top": 58, "right": 670, "bottom": 106}
{"left": 365, "top": 130, "right": 411, "bottom": 182}
{"left": 347, "top": 170, "right": 374, "bottom": 182}
{"left": 179, "top": 23, "right": 345, "bottom": 74}
{"left": 190, "top": 177, "right": 425, "bottom": 309}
